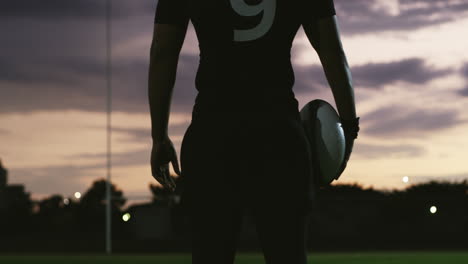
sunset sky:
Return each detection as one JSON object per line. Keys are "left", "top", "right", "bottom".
{"left": 1, "top": 0, "right": 468, "bottom": 202}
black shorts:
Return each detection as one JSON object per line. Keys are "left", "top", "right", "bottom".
{"left": 179, "top": 110, "right": 314, "bottom": 263}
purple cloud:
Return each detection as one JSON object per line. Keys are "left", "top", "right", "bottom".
{"left": 335, "top": 0, "right": 468, "bottom": 35}
{"left": 363, "top": 104, "right": 463, "bottom": 138}
{"left": 457, "top": 63, "right": 468, "bottom": 97}
{"left": 352, "top": 58, "right": 452, "bottom": 89}
{"left": 0, "top": 0, "right": 154, "bottom": 21}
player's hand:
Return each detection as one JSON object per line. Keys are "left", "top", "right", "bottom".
{"left": 151, "top": 136, "right": 181, "bottom": 191}
{"left": 336, "top": 117, "right": 360, "bottom": 180}
{"left": 336, "top": 136, "right": 355, "bottom": 178}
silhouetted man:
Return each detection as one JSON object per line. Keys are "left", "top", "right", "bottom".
{"left": 148, "top": 0, "right": 359, "bottom": 263}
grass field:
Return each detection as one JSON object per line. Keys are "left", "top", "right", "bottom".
{"left": 1, "top": 252, "right": 467, "bottom": 264}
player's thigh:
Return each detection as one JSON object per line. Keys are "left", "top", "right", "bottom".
{"left": 180, "top": 120, "right": 243, "bottom": 263}
{"left": 250, "top": 117, "right": 312, "bottom": 211}
{"left": 179, "top": 120, "right": 242, "bottom": 218}
{"left": 248, "top": 116, "right": 311, "bottom": 263}
{"left": 180, "top": 119, "right": 242, "bottom": 203}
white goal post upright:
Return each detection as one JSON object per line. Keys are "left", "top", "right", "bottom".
{"left": 105, "top": 0, "right": 112, "bottom": 255}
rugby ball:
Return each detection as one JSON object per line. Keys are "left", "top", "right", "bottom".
{"left": 300, "top": 99, "right": 346, "bottom": 186}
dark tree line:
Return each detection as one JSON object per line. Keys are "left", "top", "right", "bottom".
{"left": 0, "top": 179, "right": 128, "bottom": 252}
{"left": 0, "top": 177, "right": 467, "bottom": 252}
{"left": 307, "top": 181, "right": 468, "bottom": 250}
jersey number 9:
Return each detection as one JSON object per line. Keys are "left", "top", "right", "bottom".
{"left": 229, "top": 0, "right": 276, "bottom": 42}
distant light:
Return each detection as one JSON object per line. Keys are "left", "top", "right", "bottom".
{"left": 430, "top": 206, "right": 437, "bottom": 214}
{"left": 74, "top": 192, "right": 81, "bottom": 199}
{"left": 402, "top": 176, "right": 409, "bottom": 183}
{"left": 122, "top": 213, "right": 131, "bottom": 222}
{"left": 63, "top": 198, "right": 70, "bottom": 205}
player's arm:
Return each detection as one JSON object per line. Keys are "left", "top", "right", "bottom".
{"left": 302, "top": 15, "right": 357, "bottom": 122}
{"left": 302, "top": 13, "right": 359, "bottom": 178}
{"left": 148, "top": 23, "right": 188, "bottom": 143}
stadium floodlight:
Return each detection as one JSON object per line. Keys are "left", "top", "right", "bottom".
{"left": 122, "top": 213, "right": 131, "bottom": 222}
{"left": 430, "top": 206, "right": 437, "bottom": 214}
{"left": 402, "top": 176, "right": 409, "bottom": 183}
{"left": 74, "top": 192, "right": 81, "bottom": 199}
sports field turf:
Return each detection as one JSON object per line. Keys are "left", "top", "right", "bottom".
{"left": 1, "top": 252, "right": 467, "bottom": 264}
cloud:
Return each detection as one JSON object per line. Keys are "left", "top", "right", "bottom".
{"left": 292, "top": 58, "right": 452, "bottom": 93}
{"left": 0, "top": 52, "right": 198, "bottom": 114}
{"left": 334, "top": 0, "right": 468, "bottom": 35}
{"left": 353, "top": 142, "right": 425, "bottom": 159}
{"left": 457, "top": 87, "right": 468, "bottom": 97}
{"left": 460, "top": 62, "right": 468, "bottom": 78}
{"left": 111, "top": 127, "right": 152, "bottom": 144}
{"left": 0, "top": 0, "right": 154, "bottom": 21}
{"left": 110, "top": 122, "right": 190, "bottom": 144}
{"left": 363, "top": 104, "right": 463, "bottom": 138}
{"left": 1, "top": 52, "right": 453, "bottom": 115}
{"left": 456, "top": 63, "right": 468, "bottom": 97}
{"left": 71, "top": 149, "right": 151, "bottom": 168}
{"left": 292, "top": 64, "right": 328, "bottom": 93}
{"left": 0, "top": 56, "right": 103, "bottom": 84}
{"left": 3, "top": 0, "right": 467, "bottom": 36}
{"left": 0, "top": 0, "right": 460, "bottom": 116}
{"left": 352, "top": 58, "right": 452, "bottom": 89}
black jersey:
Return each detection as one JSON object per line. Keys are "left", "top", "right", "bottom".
{"left": 155, "top": 0, "right": 336, "bottom": 115}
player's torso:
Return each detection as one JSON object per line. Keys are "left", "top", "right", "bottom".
{"left": 188, "top": 0, "right": 301, "bottom": 61}
{"left": 186, "top": 0, "right": 303, "bottom": 113}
